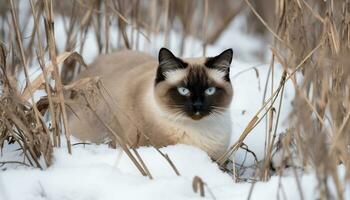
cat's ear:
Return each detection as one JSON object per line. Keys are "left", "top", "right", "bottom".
{"left": 156, "top": 48, "right": 187, "bottom": 83}
{"left": 205, "top": 49, "right": 233, "bottom": 72}
{"left": 158, "top": 48, "right": 187, "bottom": 70}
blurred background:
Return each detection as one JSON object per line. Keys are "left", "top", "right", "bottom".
{"left": 0, "top": 0, "right": 273, "bottom": 61}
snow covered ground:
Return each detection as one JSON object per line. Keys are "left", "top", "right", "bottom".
{"left": 2, "top": 143, "right": 348, "bottom": 200}
{"left": 0, "top": 142, "right": 343, "bottom": 200}
{"left": 1, "top": 9, "right": 347, "bottom": 200}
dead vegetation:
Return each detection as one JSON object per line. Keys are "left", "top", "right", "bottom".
{"left": 218, "top": 0, "right": 350, "bottom": 199}
{"left": 0, "top": 0, "right": 349, "bottom": 199}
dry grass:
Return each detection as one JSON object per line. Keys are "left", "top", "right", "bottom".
{"left": 1, "top": 0, "right": 349, "bottom": 199}
{"left": 273, "top": 1, "right": 350, "bottom": 199}
{"left": 218, "top": 0, "right": 350, "bottom": 199}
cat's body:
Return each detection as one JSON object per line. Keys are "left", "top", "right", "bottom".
{"left": 68, "top": 49, "right": 233, "bottom": 160}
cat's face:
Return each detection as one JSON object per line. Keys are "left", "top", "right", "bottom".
{"left": 154, "top": 48, "right": 233, "bottom": 121}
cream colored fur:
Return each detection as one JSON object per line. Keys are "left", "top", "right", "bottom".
{"left": 68, "top": 50, "right": 232, "bottom": 160}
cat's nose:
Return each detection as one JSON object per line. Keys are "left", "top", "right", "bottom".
{"left": 193, "top": 101, "right": 203, "bottom": 111}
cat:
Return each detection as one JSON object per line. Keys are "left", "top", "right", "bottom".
{"left": 68, "top": 48, "right": 234, "bottom": 160}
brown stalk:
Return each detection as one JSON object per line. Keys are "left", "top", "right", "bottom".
{"left": 29, "top": 0, "right": 59, "bottom": 147}
{"left": 0, "top": 161, "right": 31, "bottom": 167}
{"left": 9, "top": 0, "right": 40, "bottom": 126}
{"left": 115, "top": 0, "right": 130, "bottom": 49}
{"left": 1, "top": 105, "right": 42, "bottom": 169}
{"left": 163, "top": 0, "right": 170, "bottom": 47}
{"left": 131, "top": 148, "right": 153, "bottom": 179}
{"left": 244, "top": 0, "right": 291, "bottom": 49}
{"left": 202, "top": 0, "right": 208, "bottom": 56}
{"left": 262, "top": 72, "right": 286, "bottom": 181}
{"left": 301, "top": 0, "right": 324, "bottom": 22}
{"left": 192, "top": 176, "right": 205, "bottom": 197}
{"left": 104, "top": 1, "right": 110, "bottom": 53}
{"left": 43, "top": 0, "right": 72, "bottom": 154}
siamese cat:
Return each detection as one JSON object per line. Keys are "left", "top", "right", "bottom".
{"left": 68, "top": 48, "right": 233, "bottom": 160}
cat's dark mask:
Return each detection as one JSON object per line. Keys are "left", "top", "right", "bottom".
{"left": 154, "top": 48, "right": 233, "bottom": 120}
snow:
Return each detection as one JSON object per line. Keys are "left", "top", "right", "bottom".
{"left": 2, "top": 144, "right": 347, "bottom": 200}
{"left": 2, "top": 143, "right": 348, "bottom": 200}
{"left": 1, "top": 6, "right": 347, "bottom": 200}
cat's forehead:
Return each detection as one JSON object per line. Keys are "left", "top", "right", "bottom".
{"left": 184, "top": 65, "right": 208, "bottom": 86}
{"left": 182, "top": 57, "right": 206, "bottom": 64}
{"left": 162, "top": 57, "right": 228, "bottom": 85}
{"left": 187, "top": 65, "right": 227, "bottom": 84}
{"left": 164, "top": 64, "right": 207, "bottom": 85}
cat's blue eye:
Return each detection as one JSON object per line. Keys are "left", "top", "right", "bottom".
{"left": 177, "top": 87, "right": 190, "bottom": 96}
{"left": 205, "top": 87, "right": 216, "bottom": 95}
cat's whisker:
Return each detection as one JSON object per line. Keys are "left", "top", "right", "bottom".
{"left": 211, "top": 109, "right": 224, "bottom": 116}
{"left": 211, "top": 106, "right": 228, "bottom": 112}
{"left": 207, "top": 111, "right": 217, "bottom": 121}
{"left": 208, "top": 111, "right": 217, "bottom": 122}
{"left": 168, "top": 105, "right": 185, "bottom": 110}
{"left": 208, "top": 111, "right": 227, "bottom": 127}
{"left": 168, "top": 104, "right": 184, "bottom": 108}
{"left": 173, "top": 113, "right": 183, "bottom": 122}
{"left": 171, "top": 110, "right": 186, "bottom": 122}
{"left": 170, "top": 110, "right": 182, "bottom": 117}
